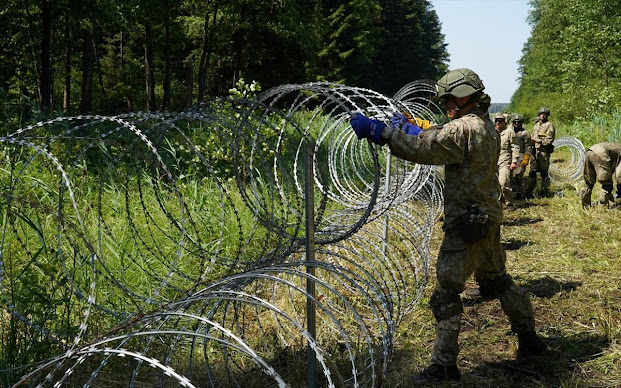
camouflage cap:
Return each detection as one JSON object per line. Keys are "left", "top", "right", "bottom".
{"left": 511, "top": 113, "right": 524, "bottom": 122}
{"left": 494, "top": 113, "right": 505, "bottom": 121}
{"left": 538, "top": 107, "right": 551, "bottom": 115}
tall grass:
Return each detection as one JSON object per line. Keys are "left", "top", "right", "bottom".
{"left": 560, "top": 108, "right": 621, "bottom": 147}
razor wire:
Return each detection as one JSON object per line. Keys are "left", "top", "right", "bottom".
{"left": 549, "top": 136, "right": 586, "bottom": 183}
{"left": 0, "top": 81, "right": 445, "bottom": 387}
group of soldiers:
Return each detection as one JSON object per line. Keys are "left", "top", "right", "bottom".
{"left": 494, "top": 107, "right": 621, "bottom": 209}
{"left": 495, "top": 107, "right": 556, "bottom": 210}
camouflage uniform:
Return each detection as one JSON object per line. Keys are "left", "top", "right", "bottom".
{"left": 497, "top": 118, "right": 520, "bottom": 208}
{"left": 511, "top": 116, "right": 533, "bottom": 198}
{"left": 526, "top": 110, "right": 555, "bottom": 197}
{"left": 580, "top": 142, "right": 621, "bottom": 206}
{"left": 382, "top": 110, "right": 536, "bottom": 368}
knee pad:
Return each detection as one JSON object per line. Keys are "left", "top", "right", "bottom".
{"left": 477, "top": 274, "right": 514, "bottom": 297}
{"left": 541, "top": 171, "right": 549, "bottom": 179}
{"left": 602, "top": 183, "right": 614, "bottom": 193}
{"left": 429, "top": 289, "right": 463, "bottom": 322}
{"left": 529, "top": 171, "right": 537, "bottom": 179}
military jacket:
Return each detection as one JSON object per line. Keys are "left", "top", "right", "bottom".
{"left": 532, "top": 120, "right": 555, "bottom": 150}
{"left": 588, "top": 142, "right": 621, "bottom": 167}
{"left": 382, "top": 109, "right": 502, "bottom": 229}
{"left": 514, "top": 126, "right": 532, "bottom": 162}
{"left": 498, "top": 127, "right": 520, "bottom": 167}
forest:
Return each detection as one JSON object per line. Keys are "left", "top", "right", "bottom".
{"left": 0, "top": 0, "right": 447, "bottom": 123}
{"left": 1, "top": 0, "right": 621, "bottom": 387}
{"left": 512, "top": 0, "right": 621, "bottom": 123}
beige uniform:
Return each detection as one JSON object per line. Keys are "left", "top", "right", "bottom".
{"left": 498, "top": 127, "right": 520, "bottom": 206}
{"left": 580, "top": 142, "right": 621, "bottom": 206}
{"left": 527, "top": 120, "right": 555, "bottom": 195}
{"left": 512, "top": 126, "right": 532, "bottom": 196}
{"left": 382, "top": 109, "right": 535, "bottom": 368}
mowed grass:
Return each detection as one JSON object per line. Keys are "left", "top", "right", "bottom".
{"left": 384, "top": 183, "right": 621, "bottom": 387}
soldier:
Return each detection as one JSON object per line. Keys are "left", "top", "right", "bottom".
{"left": 495, "top": 113, "right": 520, "bottom": 210}
{"left": 511, "top": 114, "right": 533, "bottom": 200}
{"left": 349, "top": 68, "right": 545, "bottom": 383}
{"left": 526, "top": 107, "right": 556, "bottom": 198}
{"left": 580, "top": 142, "right": 621, "bottom": 207}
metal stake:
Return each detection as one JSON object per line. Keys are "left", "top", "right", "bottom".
{"left": 304, "top": 138, "right": 317, "bottom": 388}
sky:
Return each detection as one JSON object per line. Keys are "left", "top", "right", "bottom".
{"left": 428, "top": 0, "right": 532, "bottom": 103}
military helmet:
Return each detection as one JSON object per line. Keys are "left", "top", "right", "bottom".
{"left": 538, "top": 107, "right": 551, "bottom": 115}
{"left": 493, "top": 113, "right": 505, "bottom": 121}
{"left": 436, "top": 68, "right": 485, "bottom": 99}
{"left": 478, "top": 93, "right": 491, "bottom": 111}
{"left": 511, "top": 113, "right": 524, "bottom": 122}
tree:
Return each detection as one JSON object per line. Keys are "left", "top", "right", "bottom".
{"left": 364, "top": 0, "right": 448, "bottom": 95}
{"left": 513, "top": 0, "right": 621, "bottom": 120}
{"left": 40, "top": 0, "right": 52, "bottom": 109}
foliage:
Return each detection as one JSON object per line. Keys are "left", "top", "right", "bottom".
{"left": 562, "top": 108, "right": 621, "bottom": 147}
{"left": 228, "top": 78, "right": 261, "bottom": 99}
{"left": 512, "top": 0, "right": 621, "bottom": 123}
{"left": 0, "top": 0, "right": 448, "bottom": 116}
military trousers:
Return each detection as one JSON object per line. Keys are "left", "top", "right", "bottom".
{"left": 527, "top": 150, "right": 551, "bottom": 193}
{"left": 498, "top": 165, "right": 514, "bottom": 205}
{"left": 430, "top": 223, "right": 535, "bottom": 367}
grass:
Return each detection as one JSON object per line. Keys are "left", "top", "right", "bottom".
{"left": 384, "top": 182, "right": 621, "bottom": 387}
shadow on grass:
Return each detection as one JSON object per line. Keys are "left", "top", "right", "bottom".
{"left": 463, "top": 332, "right": 609, "bottom": 387}
{"left": 520, "top": 275, "right": 582, "bottom": 298}
{"left": 385, "top": 332, "right": 610, "bottom": 387}
{"left": 462, "top": 275, "right": 582, "bottom": 306}
{"left": 502, "top": 216, "right": 543, "bottom": 227}
{"left": 502, "top": 238, "right": 529, "bottom": 250}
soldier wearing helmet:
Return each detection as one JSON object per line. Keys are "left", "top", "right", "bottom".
{"left": 510, "top": 114, "right": 533, "bottom": 200}
{"left": 526, "top": 107, "right": 556, "bottom": 198}
{"left": 495, "top": 113, "right": 520, "bottom": 210}
{"left": 580, "top": 142, "right": 621, "bottom": 207}
{"left": 349, "top": 68, "right": 545, "bottom": 383}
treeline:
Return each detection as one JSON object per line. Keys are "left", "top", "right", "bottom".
{"left": 0, "top": 0, "right": 448, "bottom": 118}
{"left": 512, "top": 0, "right": 621, "bottom": 123}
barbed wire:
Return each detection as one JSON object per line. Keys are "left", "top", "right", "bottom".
{"left": 0, "top": 82, "right": 444, "bottom": 387}
{"left": 549, "top": 136, "right": 586, "bottom": 183}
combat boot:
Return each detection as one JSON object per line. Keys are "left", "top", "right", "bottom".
{"left": 540, "top": 189, "right": 552, "bottom": 198}
{"left": 517, "top": 330, "right": 546, "bottom": 357}
{"left": 599, "top": 191, "right": 614, "bottom": 206}
{"left": 411, "top": 363, "right": 461, "bottom": 383}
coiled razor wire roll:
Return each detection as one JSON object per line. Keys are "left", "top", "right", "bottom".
{"left": 549, "top": 136, "right": 586, "bottom": 183}
{"left": 1, "top": 82, "right": 444, "bottom": 387}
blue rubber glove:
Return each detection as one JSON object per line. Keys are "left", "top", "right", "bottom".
{"left": 390, "top": 111, "right": 408, "bottom": 129}
{"left": 391, "top": 111, "right": 422, "bottom": 136}
{"left": 403, "top": 122, "right": 422, "bottom": 136}
{"left": 350, "top": 113, "right": 387, "bottom": 145}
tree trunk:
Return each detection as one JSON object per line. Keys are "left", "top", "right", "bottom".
{"left": 231, "top": 5, "right": 246, "bottom": 89}
{"left": 79, "top": 26, "right": 94, "bottom": 114}
{"left": 63, "top": 14, "right": 71, "bottom": 112}
{"left": 185, "top": 59, "right": 193, "bottom": 107}
{"left": 95, "top": 44, "right": 105, "bottom": 95}
{"left": 40, "top": 0, "right": 52, "bottom": 110}
{"left": 161, "top": 1, "right": 171, "bottom": 111}
{"left": 144, "top": 22, "right": 156, "bottom": 112}
{"left": 198, "top": 0, "right": 217, "bottom": 102}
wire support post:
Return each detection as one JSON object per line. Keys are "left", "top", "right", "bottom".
{"left": 304, "top": 137, "right": 317, "bottom": 388}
